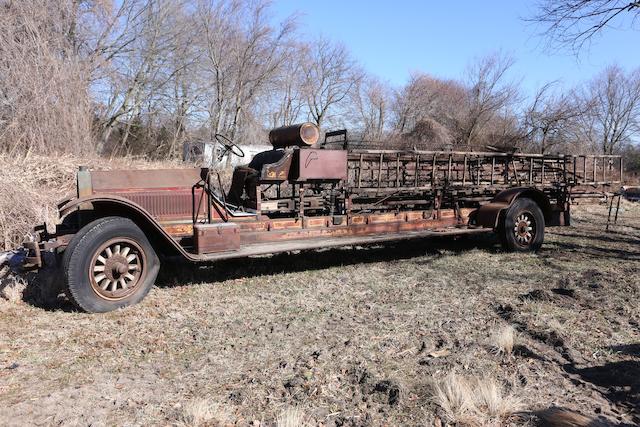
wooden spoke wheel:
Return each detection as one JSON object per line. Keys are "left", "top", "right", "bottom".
{"left": 63, "top": 217, "right": 160, "bottom": 313}
{"left": 513, "top": 213, "right": 536, "bottom": 247}
{"left": 500, "top": 198, "right": 545, "bottom": 252}
{"left": 89, "top": 238, "right": 146, "bottom": 301}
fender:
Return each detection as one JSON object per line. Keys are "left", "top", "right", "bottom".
{"left": 58, "top": 195, "right": 198, "bottom": 261}
{"left": 473, "top": 187, "right": 553, "bottom": 229}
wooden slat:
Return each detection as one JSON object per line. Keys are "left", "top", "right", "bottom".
{"left": 396, "top": 153, "right": 400, "bottom": 188}
{"left": 358, "top": 153, "right": 363, "bottom": 188}
{"left": 377, "top": 153, "right": 383, "bottom": 188}
{"left": 462, "top": 155, "right": 467, "bottom": 185}
{"left": 432, "top": 153, "right": 437, "bottom": 186}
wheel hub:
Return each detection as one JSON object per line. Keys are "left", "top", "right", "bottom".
{"left": 513, "top": 213, "right": 534, "bottom": 245}
{"left": 89, "top": 239, "right": 145, "bottom": 300}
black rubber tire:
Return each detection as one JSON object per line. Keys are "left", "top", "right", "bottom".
{"left": 499, "top": 197, "right": 545, "bottom": 252}
{"left": 62, "top": 217, "right": 159, "bottom": 313}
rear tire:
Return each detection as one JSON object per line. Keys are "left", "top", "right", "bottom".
{"left": 499, "top": 198, "right": 545, "bottom": 252}
{"left": 62, "top": 217, "right": 159, "bottom": 313}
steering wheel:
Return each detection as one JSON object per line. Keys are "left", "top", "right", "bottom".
{"left": 214, "top": 133, "right": 245, "bottom": 158}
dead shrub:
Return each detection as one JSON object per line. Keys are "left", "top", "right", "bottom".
{"left": 489, "top": 325, "right": 516, "bottom": 356}
{"left": 176, "top": 398, "right": 230, "bottom": 427}
{"left": 474, "top": 377, "right": 521, "bottom": 419}
{"left": 0, "top": 1, "right": 94, "bottom": 155}
{"left": 276, "top": 407, "right": 306, "bottom": 427}
{"left": 430, "top": 372, "right": 520, "bottom": 426}
{"left": 431, "top": 372, "right": 477, "bottom": 425}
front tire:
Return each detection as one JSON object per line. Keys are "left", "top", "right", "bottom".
{"left": 499, "top": 198, "right": 545, "bottom": 252}
{"left": 62, "top": 217, "right": 159, "bottom": 313}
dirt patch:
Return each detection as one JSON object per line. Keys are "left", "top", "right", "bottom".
{"left": 520, "top": 289, "right": 557, "bottom": 302}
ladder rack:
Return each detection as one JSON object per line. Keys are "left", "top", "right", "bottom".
{"left": 347, "top": 150, "right": 623, "bottom": 192}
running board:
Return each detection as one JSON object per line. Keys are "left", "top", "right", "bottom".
{"left": 192, "top": 227, "right": 492, "bottom": 262}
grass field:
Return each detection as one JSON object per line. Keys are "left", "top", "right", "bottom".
{"left": 1, "top": 202, "right": 639, "bottom": 426}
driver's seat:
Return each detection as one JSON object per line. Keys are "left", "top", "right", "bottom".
{"left": 225, "top": 148, "right": 288, "bottom": 208}
{"left": 259, "top": 149, "right": 294, "bottom": 183}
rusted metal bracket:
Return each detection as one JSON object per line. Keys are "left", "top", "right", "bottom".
{"left": 22, "top": 241, "right": 42, "bottom": 269}
{"left": 606, "top": 192, "right": 622, "bottom": 232}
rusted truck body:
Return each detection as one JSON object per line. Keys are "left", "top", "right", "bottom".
{"left": 22, "top": 124, "right": 623, "bottom": 312}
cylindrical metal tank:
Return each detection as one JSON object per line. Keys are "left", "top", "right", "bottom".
{"left": 268, "top": 123, "right": 320, "bottom": 149}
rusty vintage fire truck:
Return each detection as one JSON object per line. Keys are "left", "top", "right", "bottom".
{"left": 21, "top": 123, "right": 623, "bottom": 312}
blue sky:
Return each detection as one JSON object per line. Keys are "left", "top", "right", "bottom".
{"left": 271, "top": 0, "right": 639, "bottom": 95}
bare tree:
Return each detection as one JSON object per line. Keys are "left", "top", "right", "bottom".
{"left": 11, "top": 0, "right": 638, "bottom": 164}
{"left": 227, "top": 2, "right": 295, "bottom": 140}
{"left": 459, "top": 53, "right": 519, "bottom": 147}
{"left": 390, "top": 73, "right": 467, "bottom": 148}
{"left": 529, "top": 1, "right": 640, "bottom": 51}
{"left": 483, "top": 110, "right": 523, "bottom": 149}
{"left": 0, "top": 0, "right": 95, "bottom": 155}
{"left": 579, "top": 65, "right": 640, "bottom": 154}
{"left": 621, "top": 141, "right": 640, "bottom": 174}
{"left": 197, "top": 0, "right": 295, "bottom": 142}
{"left": 97, "top": 0, "right": 193, "bottom": 155}
{"left": 302, "top": 38, "right": 360, "bottom": 129}
{"left": 522, "top": 82, "right": 584, "bottom": 153}
{"left": 389, "top": 68, "right": 523, "bottom": 150}
{"left": 349, "top": 76, "right": 391, "bottom": 141}
{"left": 148, "top": 5, "right": 203, "bottom": 157}
{"left": 265, "top": 42, "right": 308, "bottom": 128}
{"left": 196, "top": 0, "right": 239, "bottom": 138}
{"left": 393, "top": 74, "right": 467, "bottom": 147}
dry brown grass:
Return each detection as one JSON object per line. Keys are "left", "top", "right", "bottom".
{"left": 474, "top": 377, "right": 521, "bottom": 420}
{"left": 175, "top": 398, "right": 232, "bottom": 427}
{"left": 0, "top": 200, "right": 638, "bottom": 425}
{"left": 0, "top": 153, "right": 183, "bottom": 251}
{"left": 431, "top": 373, "right": 520, "bottom": 425}
{"left": 431, "top": 372, "right": 477, "bottom": 424}
{"left": 489, "top": 325, "right": 516, "bottom": 356}
{"left": 276, "top": 407, "right": 306, "bottom": 427}
{"left": 0, "top": 274, "right": 26, "bottom": 303}
{"left": 0, "top": 2, "right": 94, "bottom": 156}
